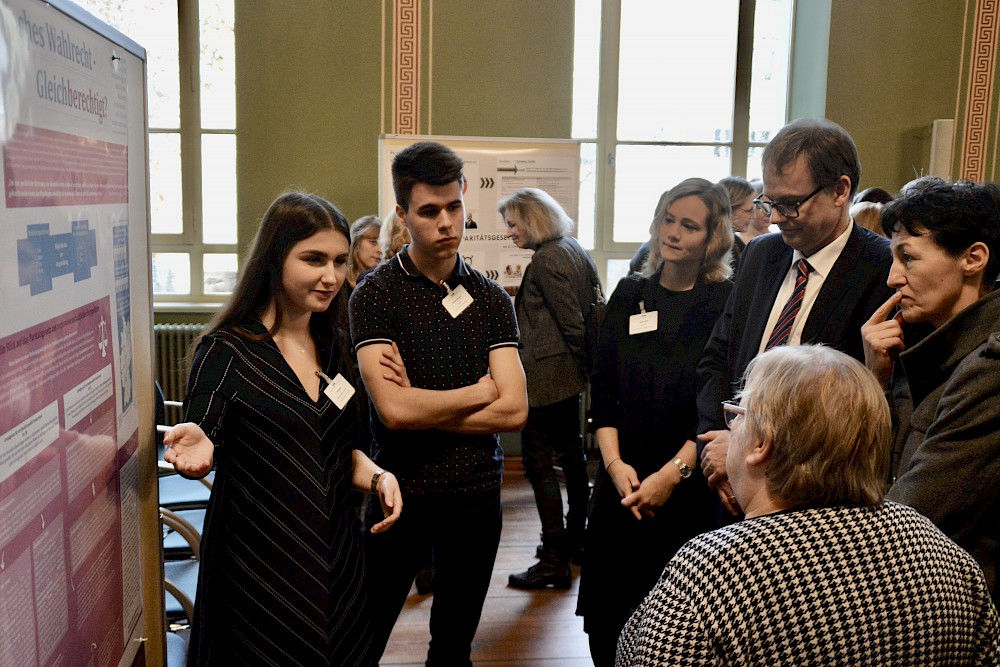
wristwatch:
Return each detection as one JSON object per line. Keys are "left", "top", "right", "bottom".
{"left": 371, "top": 470, "right": 385, "bottom": 494}
{"left": 672, "top": 457, "right": 693, "bottom": 479}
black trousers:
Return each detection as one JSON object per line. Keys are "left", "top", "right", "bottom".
{"left": 365, "top": 489, "right": 502, "bottom": 667}
{"left": 521, "top": 394, "right": 589, "bottom": 545}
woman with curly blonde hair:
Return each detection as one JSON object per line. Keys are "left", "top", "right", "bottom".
{"left": 378, "top": 209, "right": 410, "bottom": 262}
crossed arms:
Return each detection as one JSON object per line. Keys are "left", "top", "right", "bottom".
{"left": 357, "top": 342, "right": 527, "bottom": 434}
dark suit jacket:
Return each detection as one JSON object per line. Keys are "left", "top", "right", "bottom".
{"left": 696, "top": 224, "right": 893, "bottom": 438}
{"left": 515, "top": 235, "right": 602, "bottom": 407}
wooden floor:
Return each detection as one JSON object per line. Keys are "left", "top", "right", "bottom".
{"left": 380, "top": 460, "right": 593, "bottom": 666}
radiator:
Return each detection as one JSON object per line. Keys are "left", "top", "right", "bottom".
{"left": 153, "top": 323, "right": 204, "bottom": 425}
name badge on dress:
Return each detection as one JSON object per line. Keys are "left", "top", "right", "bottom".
{"left": 629, "top": 300, "right": 658, "bottom": 335}
{"left": 317, "top": 371, "right": 355, "bottom": 409}
{"left": 442, "top": 282, "right": 473, "bottom": 318}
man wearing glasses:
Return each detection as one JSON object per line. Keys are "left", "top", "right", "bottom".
{"left": 696, "top": 118, "right": 893, "bottom": 515}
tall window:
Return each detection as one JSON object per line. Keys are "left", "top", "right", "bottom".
{"left": 574, "top": 0, "right": 793, "bottom": 290}
{"left": 77, "top": 0, "right": 237, "bottom": 302}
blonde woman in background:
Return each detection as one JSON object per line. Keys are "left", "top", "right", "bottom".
{"left": 500, "top": 187, "right": 603, "bottom": 591}
{"left": 378, "top": 209, "right": 410, "bottom": 262}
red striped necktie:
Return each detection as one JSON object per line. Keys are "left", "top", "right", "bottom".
{"left": 765, "top": 258, "right": 812, "bottom": 350}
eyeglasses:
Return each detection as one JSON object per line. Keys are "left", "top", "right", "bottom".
{"left": 722, "top": 400, "right": 746, "bottom": 429}
{"left": 753, "top": 184, "right": 825, "bottom": 219}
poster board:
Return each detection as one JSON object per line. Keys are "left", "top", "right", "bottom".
{"left": 379, "top": 135, "right": 581, "bottom": 290}
{"left": 0, "top": 1, "right": 159, "bottom": 665}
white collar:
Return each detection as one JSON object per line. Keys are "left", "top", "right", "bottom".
{"left": 791, "top": 220, "right": 853, "bottom": 278}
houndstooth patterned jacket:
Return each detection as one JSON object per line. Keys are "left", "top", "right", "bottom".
{"left": 617, "top": 501, "right": 999, "bottom": 666}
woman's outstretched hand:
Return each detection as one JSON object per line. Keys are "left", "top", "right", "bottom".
{"left": 163, "top": 422, "right": 215, "bottom": 478}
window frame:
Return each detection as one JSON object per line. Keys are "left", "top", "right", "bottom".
{"left": 583, "top": 0, "right": 786, "bottom": 289}
{"left": 151, "top": 0, "right": 236, "bottom": 309}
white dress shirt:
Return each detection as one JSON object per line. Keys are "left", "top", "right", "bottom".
{"left": 758, "top": 222, "right": 854, "bottom": 354}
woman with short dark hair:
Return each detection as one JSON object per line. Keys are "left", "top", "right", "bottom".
{"left": 862, "top": 180, "right": 1000, "bottom": 604}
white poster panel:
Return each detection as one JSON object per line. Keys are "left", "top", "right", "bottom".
{"left": 0, "top": 0, "right": 148, "bottom": 664}
{"left": 379, "top": 135, "right": 581, "bottom": 291}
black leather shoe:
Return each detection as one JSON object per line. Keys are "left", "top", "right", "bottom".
{"left": 508, "top": 561, "right": 571, "bottom": 589}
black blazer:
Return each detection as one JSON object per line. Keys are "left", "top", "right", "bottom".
{"left": 696, "top": 224, "right": 893, "bottom": 436}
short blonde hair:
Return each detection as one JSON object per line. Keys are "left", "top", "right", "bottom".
{"left": 378, "top": 209, "right": 409, "bottom": 262}
{"left": 496, "top": 188, "right": 573, "bottom": 249}
{"left": 642, "top": 178, "right": 733, "bottom": 283}
{"left": 736, "top": 345, "right": 890, "bottom": 508}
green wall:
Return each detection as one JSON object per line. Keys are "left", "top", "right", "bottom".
{"left": 825, "top": 0, "right": 965, "bottom": 192}
{"left": 234, "top": 2, "right": 384, "bottom": 254}
{"left": 429, "top": 1, "right": 574, "bottom": 138}
{"left": 229, "top": 2, "right": 574, "bottom": 455}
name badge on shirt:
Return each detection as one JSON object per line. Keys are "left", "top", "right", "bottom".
{"left": 629, "top": 299, "right": 658, "bottom": 335}
{"left": 318, "top": 371, "right": 355, "bottom": 409}
{"left": 442, "top": 283, "right": 473, "bottom": 318}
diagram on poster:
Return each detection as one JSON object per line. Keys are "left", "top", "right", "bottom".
{"left": 379, "top": 136, "right": 581, "bottom": 293}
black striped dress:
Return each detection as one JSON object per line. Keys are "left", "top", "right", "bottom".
{"left": 182, "top": 322, "right": 373, "bottom": 666}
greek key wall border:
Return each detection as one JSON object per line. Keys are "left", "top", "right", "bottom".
{"left": 393, "top": 0, "right": 421, "bottom": 134}
{"left": 959, "top": 0, "right": 999, "bottom": 181}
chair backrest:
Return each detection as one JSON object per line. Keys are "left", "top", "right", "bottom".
{"left": 160, "top": 507, "right": 201, "bottom": 626}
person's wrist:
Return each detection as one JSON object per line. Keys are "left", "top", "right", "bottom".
{"left": 657, "top": 466, "right": 679, "bottom": 486}
{"left": 371, "top": 470, "right": 386, "bottom": 495}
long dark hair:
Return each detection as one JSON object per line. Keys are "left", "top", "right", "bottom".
{"left": 196, "top": 191, "right": 353, "bottom": 373}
